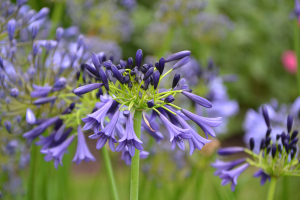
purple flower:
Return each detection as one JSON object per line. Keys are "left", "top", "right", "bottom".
{"left": 99, "top": 67, "right": 109, "bottom": 91}
{"left": 89, "top": 110, "right": 120, "bottom": 151}
{"left": 219, "top": 163, "right": 249, "bottom": 191}
{"left": 74, "top": 83, "right": 103, "bottom": 95}
{"left": 116, "top": 112, "right": 143, "bottom": 157}
{"left": 141, "top": 114, "right": 164, "bottom": 143}
{"left": 56, "top": 27, "right": 64, "bottom": 41}
{"left": 182, "top": 91, "right": 212, "bottom": 108}
{"left": 253, "top": 169, "right": 271, "bottom": 186}
{"left": 181, "top": 109, "right": 222, "bottom": 138}
{"left": 73, "top": 126, "right": 96, "bottom": 164}
{"left": 23, "top": 117, "right": 60, "bottom": 142}
{"left": 26, "top": 108, "right": 36, "bottom": 125}
{"left": 121, "top": 146, "right": 149, "bottom": 165}
{"left": 153, "top": 71, "right": 160, "bottom": 89}
{"left": 31, "top": 7, "right": 49, "bottom": 21}
{"left": 42, "top": 135, "right": 75, "bottom": 169}
{"left": 33, "top": 96, "right": 57, "bottom": 105}
{"left": 135, "top": 49, "right": 143, "bottom": 70}
{"left": 158, "top": 113, "right": 191, "bottom": 150}
{"left": 10, "top": 88, "right": 19, "bottom": 97}
{"left": 211, "top": 158, "right": 246, "bottom": 175}
{"left": 172, "top": 56, "right": 190, "bottom": 70}
{"left": 82, "top": 99, "right": 114, "bottom": 131}
{"left": 175, "top": 114, "right": 211, "bottom": 155}
{"left": 7, "top": 19, "right": 16, "bottom": 41}
{"left": 165, "top": 51, "right": 191, "bottom": 62}
{"left": 217, "top": 147, "right": 245, "bottom": 156}
{"left": 4, "top": 121, "right": 11, "bottom": 133}
{"left": 111, "top": 64, "right": 124, "bottom": 83}
{"left": 157, "top": 57, "right": 165, "bottom": 74}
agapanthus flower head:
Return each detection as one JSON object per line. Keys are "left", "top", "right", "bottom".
{"left": 76, "top": 49, "right": 222, "bottom": 157}
{"left": 214, "top": 105, "right": 300, "bottom": 191}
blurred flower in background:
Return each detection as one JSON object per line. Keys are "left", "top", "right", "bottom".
{"left": 282, "top": 50, "right": 297, "bottom": 74}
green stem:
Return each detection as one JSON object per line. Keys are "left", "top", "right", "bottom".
{"left": 49, "top": 1, "right": 65, "bottom": 38}
{"left": 27, "top": 145, "right": 38, "bottom": 200}
{"left": 267, "top": 178, "right": 277, "bottom": 200}
{"left": 102, "top": 147, "right": 120, "bottom": 200}
{"left": 130, "top": 111, "right": 143, "bottom": 200}
{"left": 294, "top": 20, "right": 300, "bottom": 94}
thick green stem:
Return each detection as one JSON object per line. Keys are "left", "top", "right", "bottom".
{"left": 130, "top": 111, "right": 143, "bottom": 200}
{"left": 102, "top": 147, "right": 120, "bottom": 200}
{"left": 27, "top": 145, "right": 38, "bottom": 200}
{"left": 294, "top": 20, "right": 300, "bottom": 94}
{"left": 267, "top": 178, "right": 277, "bottom": 200}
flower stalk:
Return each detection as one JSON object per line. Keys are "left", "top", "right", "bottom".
{"left": 102, "top": 147, "right": 120, "bottom": 200}
{"left": 294, "top": 20, "right": 300, "bottom": 94}
{"left": 267, "top": 178, "right": 277, "bottom": 200}
{"left": 130, "top": 111, "right": 143, "bottom": 200}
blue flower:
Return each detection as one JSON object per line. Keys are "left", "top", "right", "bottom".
{"left": 116, "top": 112, "right": 143, "bottom": 157}
{"left": 42, "top": 135, "right": 75, "bottom": 169}
{"left": 219, "top": 163, "right": 249, "bottom": 191}
{"left": 211, "top": 158, "right": 246, "bottom": 175}
{"left": 73, "top": 126, "right": 96, "bottom": 164}
{"left": 253, "top": 169, "right": 271, "bottom": 186}
{"left": 89, "top": 110, "right": 120, "bottom": 151}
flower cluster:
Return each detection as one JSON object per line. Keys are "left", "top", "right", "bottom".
{"left": 212, "top": 105, "right": 300, "bottom": 191}
{"left": 74, "top": 49, "right": 222, "bottom": 162}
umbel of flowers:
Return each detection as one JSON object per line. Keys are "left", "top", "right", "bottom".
{"left": 73, "top": 49, "right": 222, "bottom": 200}
{"left": 212, "top": 105, "right": 300, "bottom": 200}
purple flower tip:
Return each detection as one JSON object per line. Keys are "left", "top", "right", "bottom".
{"left": 217, "top": 147, "right": 245, "bottom": 156}
{"left": 165, "top": 51, "right": 191, "bottom": 62}
{"left": 182, "top": 91, "right": 212, "bottom": 108}
{"left": 74, "top": 83, "right": 103, "bottom": 96}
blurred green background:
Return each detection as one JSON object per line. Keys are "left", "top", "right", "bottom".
{"left": 6, "top": 0, "right": 300, "bottom": 199}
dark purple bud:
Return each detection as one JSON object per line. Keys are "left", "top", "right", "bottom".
{"left": 96, "top": 88, "right": 103, "bottom": 98}
{"left": 141, "top": 64, "right": 149, "bottom": 73}
{"left": 271, "top": 144, "right": 276, "bottom": 158}
{"left": 281, "top": 132, "right": 286, "bottom": 144}
{"left": 217, "top": 147, "right": 244, "bottom": 156}
{"left": 287, "top": 115, "right": 293, "bottom": 133}
{"left": 10, "top": 88, "right": 19, "bottom": 97}
{"left": 165, "top": 51, "right": 191, "bottom": 62}
{"left": 265, "top": 137, "right": 271, "bottom": 147}
{"left": 56, "top": 27, "right": 64, "bottom": 41}
{"left": 99, "top": 67, "right": 109, "bottom": 91}
{"left": 109, "top": 55, "right": 114, "bottom": 62}
{"left": 266, "top": 146, "right": 271, "bottom": 154}
{"left": 172, "top": 56, "right": 190, "bottom": 70}
{"left": 155, "top": 61, "right": 159, "bottom": 68}
{"left": 130, "top": 70, "right": 136, "bottom": 76}
{"left": 143, "top": 67, "right": 154, "bottom": 80}
{"left": 182, "top": 91, "right": 212, "bottom": 108}
{"left": 31, "top": 25, "right": 38, "bottom": 40}
{"left": 128, "top": 81, "right": 132, "bottom": 89}
{"left": 135, "top": 49, "right": 143, "bottom": 70}
{"left": 7, "top": 19, "right": 16, "bottom": 41}
{"left": 102, "top": 61, "right": 112, "bottom": 69}
{"left": 4, "top": 121, "right": 11, "bottom": 133}
{"left": 291, "top": 130, "right": 298, "bottom": 140}
{"left": 124, "top": 75, "right": 130, "bottom": 83}
{"left": 265, "top": 128, "right": 271, "bottom": 138}
{"left": 147, "top": 99, "right": 154, "bottom": 108}
{"left": 157, "top": 57, "right": 165, "bottom": 74}
{"left": 262, "top": 105, "right": 270, "bottom": 128}
{"left": 111, "top": 65, "right": 124, "bottom": 84}
{"left": 164, "top": 95, "right": 175, "bottom": 103}
{"left": 74, "top": 83, "right": 103, "bottom": 95}
{"left": 92, "top": 53, "right": 101, "bottom": 71}
{"left": 84, "top": 63, "right": 100, "bottom": 77}
{"left": 249, "top": 138, "right": 254, "bottom": 151}
{"left": 33, "top": 96, "right": 57, "bottom": 105}
{"left": 127, "top": 57, "right": 133, "bottom": 68}
{"left": 290, "top": 137, "right": 298, "bottom": 145}
{"left": 144, "top": 78, "right": 150, "bottom": 90}
{"left": 276, "top": 134, "right": 281, "bottom": 140}
{"left": 291, "top": 150, "right": 296, "bottom": 159}
{"left": 278, "top": 144, "right": 282, "bottom": 153}
{"left": 284, "top": 139, "right": 289, "bottom": 152}
{"left": 17, "top": 0, "right": 27, "bottom": 7}
{"left": 260, "top": 139, "right": 265, "bottom": 150}
{"left": 123, "top": 110, "right": 130, "bottom": 117}
{"left": 153, "top": 71, "right": 160, "bottom": 89}
{"left": 77, "top": 35, "right": 84, "bottom": 50}
{"left": 172, "top": 73, "right": 180, "bottom": 88}
{"left": 120, "top": 60, "right": 126, "bottom": 69}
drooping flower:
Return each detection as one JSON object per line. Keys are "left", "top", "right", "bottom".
{"left": 219, "top": 163, "right": 249, "bottom": 191}
{"left": 211, "top": 158, "right": 246, "bottom": 175}
{"left": 42, "top": 135, "right": 75, "bottom": 169}
{"left": 116, "top": 111, "right": 143, "bottom": 157}
{"left": 73, "top": 126, "right": 96, "bottom": 164}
